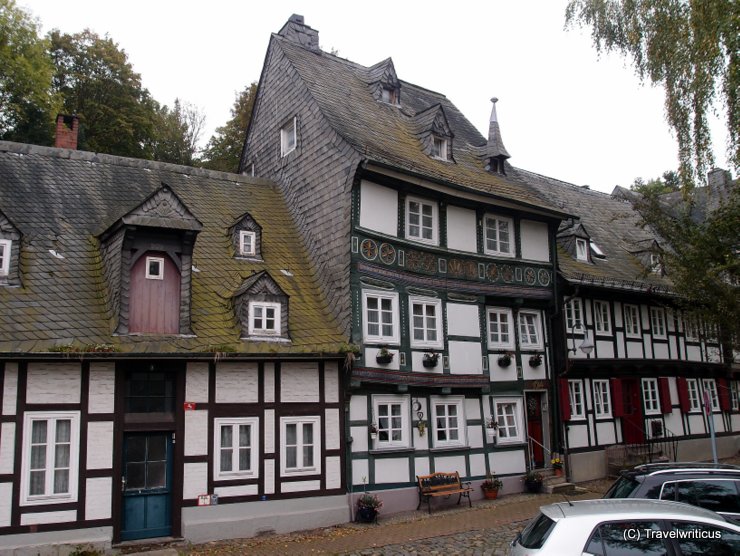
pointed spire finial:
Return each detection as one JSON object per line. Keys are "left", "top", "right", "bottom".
{"left": 486, "top": 96, "right": 510, "bottom": 168}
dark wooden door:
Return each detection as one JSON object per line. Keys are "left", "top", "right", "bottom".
{"left": 526, "top": 392, "right": 545, "bottom": 467}
{"left": 621, "top": 379, "right": 645, "bottom": 443}
{"left": 129, "top": 252, "right": 180, "bottom": 334}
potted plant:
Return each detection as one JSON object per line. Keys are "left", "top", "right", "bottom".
{"left": 480, "top": 472, "right": 503, "bottom": 500}
{"left": 485, "top": 417, "right": 498, "bottom": 442}
{"left": 376, "top": 347, "right": 394, "bottom": 365}
{"left": 369, "top": 422, "right": 378, "bottom": 440}
{"left": 551, "top": 457, "right": 563, "bottom": 477}
{"left": 356, "top": 492, "right": 383, "bottom": 523}
{"left": 422, "top": 350, "right": 439, "bottom": 368}
{"left": 523, "top": 470, "right": 544, "bottom": 493}
{"left": 529, "top": 353, "right": 543, "bottom": 367}
{"left": 497, "top": 352, "right": 512, "bottom": 367}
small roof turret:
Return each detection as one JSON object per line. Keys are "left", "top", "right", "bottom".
{"left": 485, "top": 97, "right": 510, "bottom": 174}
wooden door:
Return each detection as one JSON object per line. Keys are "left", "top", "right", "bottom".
{"left": 526, "top": 392, "right": 545, "bottom": 468}
{"left": 129, "top": 251, "right": 180, "bottom": 334}
{"left": 621, "top": 379, "right": 645, "bottom": 444}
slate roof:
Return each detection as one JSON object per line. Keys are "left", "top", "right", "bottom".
{"left": 0, "top": 141, "right": 346, "bottom": 355}
{"left": 272, "top": 35, "right": 568, "bottom": 217}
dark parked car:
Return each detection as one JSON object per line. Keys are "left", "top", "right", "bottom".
{"left": 604, "top": 462, "right": 740, "bottom": 522}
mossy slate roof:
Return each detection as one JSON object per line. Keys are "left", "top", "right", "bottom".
{"left": 0, "top": 141, "right": 346, "bottom": 355}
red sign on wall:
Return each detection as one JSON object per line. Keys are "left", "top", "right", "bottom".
{"left": 183, "top": 401, "right": 197, "bottom": 411}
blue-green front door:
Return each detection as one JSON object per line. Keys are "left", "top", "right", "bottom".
{"left": 121, "top": 432, "right": 173, "bottom": 541}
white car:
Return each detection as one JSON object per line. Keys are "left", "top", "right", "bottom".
{"left": 510, "top": 498, "right": 740, "bottom": 556}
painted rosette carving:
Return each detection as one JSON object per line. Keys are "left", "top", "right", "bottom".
{"left": 448, "top": 259, "right": 464, "bottom": 277}
{"left": 524, "top": 267, "right": 536, "bottom": 285}
{"left": 360, "top": 239, "right": 378, "bottom": 260}
{"left": 501, "top": 265, "right": 514, "bottom": 283}
{"left": 486, "top": 263, "right": 499, "bottom": 282}
{"left": 537, "top": 269, "right": 551, "bottom": 286}
{"left": 379, "top": 243, "right": 396, "bottom": 265}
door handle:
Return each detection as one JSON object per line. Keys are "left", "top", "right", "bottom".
{"left": 121, "top": 476, "right": 127, "bottom": 492}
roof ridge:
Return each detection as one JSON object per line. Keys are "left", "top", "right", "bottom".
{"left": 515, "top": 167, "right": 617, "bottom": 199}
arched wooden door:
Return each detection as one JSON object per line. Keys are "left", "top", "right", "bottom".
{"left": 129, "top": 251, "right": 180, "bottom": 334}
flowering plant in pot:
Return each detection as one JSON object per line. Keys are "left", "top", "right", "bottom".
{"left": 481, "top": 472, "right": 503, "bottom": 499}
{"left": 551, "top": 456, "right": 563, "bottom": 476}
{"left": 522, "top": 470, "right": 544, "bottom": 493}
{"left": 356, "top": 479, "right": 382, "bottom": 523}
{"left": 497, "top": 352, "right": 513, "bottom": 367}
{"left": 422, "top": 350, "right": 439, "bottom": 368}
{"left": 529, "top": 353, "right": 543, "bottom": 367}
{"left": 485, "top": 417, "right": 498, "bottom": 442}
{"left": 376, "top": 346, "right": 394, "bottom": 364}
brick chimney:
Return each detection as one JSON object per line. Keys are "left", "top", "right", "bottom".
{"left": 277, "top": 14, "right": 320, "bottom": 52}
{"left": 55, "top": 114, "right": 79, "bottom": 150}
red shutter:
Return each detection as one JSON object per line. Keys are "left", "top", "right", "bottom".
{"left": 611, "top": 378, "right": 625, "bottom": 418}
{"left": 718, "top": 378, "right": 731, "bottom": 411}
{"left": 559, "top": 378, "right": 571, "bottom": 422}
{"left": 676, "top": 377, "right": 690, "bottom": 413}
{"left": 659, "top": 377, "right": 672, "bottom": 414}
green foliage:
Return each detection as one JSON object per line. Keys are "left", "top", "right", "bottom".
{"left": 152, "top": 98, "right": 206, "bottom": 166}
{"left": 0, "top": 0, "right": 58, "bottom": 143}
{"left": 201, "top": 83, "right": 257, "bottom": 172}
{"left": 631, "top": 170, "right": 680, "bottom": 195}
{"left": 566, "top": 0, "right": 739, "bottom": 187}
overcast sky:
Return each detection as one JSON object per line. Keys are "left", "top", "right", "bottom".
{"left": 22, "top": 0, "right": 731, "bottom": 193}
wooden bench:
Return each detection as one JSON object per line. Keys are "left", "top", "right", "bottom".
{"left": 416, "top": 471, "right": 473, "bottom": 514}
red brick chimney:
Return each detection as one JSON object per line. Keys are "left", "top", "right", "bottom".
{"left": 55, "top": 114, "right": 79, "bottom": 149}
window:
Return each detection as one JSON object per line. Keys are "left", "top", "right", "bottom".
{"left": 431, "top": 136, "right": 447, "bottom": 160}
{"left": 21, "top": 412, "right": 80, "bottom": 505}
{"left": 518, "top": 310, "right": 542, "bottom": 349}
{"left": 586, "top": 521, "right": 668, "bottom": 556}
{"left": 731, "top": 381, "right": 740, "bottom": 411}
{"left": 575, "top": 238, "right": 588, "bottom": 261}
{"left": 145, "top": 256, "right": 164, "bottom": 280}
{"left": 650, "top": 307, "right": 666, "bottom": 338}
{"left": 487, "top": 307, "right": 514, "bottom": 349}
{"left": 281, "top": 416, "right": 320, "bottom": 476}
{"left": 409, "top": 297, "right": 442, "bottom": 348}
{"left": 0, "top": 239, "right": 10, "bottom": 276}
{"left": 431, "top": 397, "right": 466, "bottom": 448}
{"left": 650, "top": 253, "right": 663, "bottom": 273}
{"left": 593, "top": 301, "right": 611, "bottom": 335}
{"left": 671, "top": 521, "right": 740, "bottom": 555}
{"left": 565, "top": 298, "right": 583, "bottom": 332}
{"left": 683, "top": 317, "right": 699, "bottom": 341}
{"left": 569, "top": 380, "right": 585, "bottom": 419}
{"left": 624, "top": 304, "right": 641, "bottom": 338}
{"left": 239, "top": 231, "right": 256, "bottom": 257}
{"left": 280, "top": 117, "right": 296, "bottom": 157}
{"left": 483, "top": 215, "right": 514, "bottom": 257}
{"left": 405, "top": 197, "right": 438, "bottom": 245}
{"left": 125, "top": 370, "right": 176, "bottom": 414}
{"left": 248, "top": 301, "right": 281, "bottom": 336}
{"left": 494, "top": 398, "right": 523, "bottom": 443}
{"left": 214, "top": 418, "right": 258, "bottom": 480}
{"left": 381, "top": 87, "right": 399, "bottom": 105}
{"left": 642, "top": 378, "right": 660, "bottom": 415}
{"left": 373, "top": 395, "right": 410, "bottom": 448}
{"left": 590, "top": 241, "right": 606, "bottom": 259}
{"left": 362, "top": 290, "right": 399, "bottom": 343}
{"left": 593, "top": 380, "right": 612, "bottom": 418}
{"left": 702, "top": 379, "right": 719, "bottom": 411}
{"left": 687, "top": 379, "right": 701, "bottom": 411}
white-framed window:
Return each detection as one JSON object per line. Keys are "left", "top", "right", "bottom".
{"left": 248, "top": 301, "right": 281, "bottom": 336}
{"left": 239, "top": 231, "right": 256, "bottom": 257}
{"left": 431, "top": 396, "right": 466, "bottom": 448}
{"left": 687, "top": 379, "right": 701, "bottom": 412}
{"left": 518, "top": 310, "right": 543, "bottom": 350}
{"left": 381, "top": 87, "right": 399, "bottom": 105}
{"left": 409, "top": 297, "right": 443, "bottom": 348}
{"left": 731, "top": 381, "right": 739, "bottom": 411}
{"left": 405, "top": 196, "right": 438, "bottom": 245}
{"left": 493, "top": 397, "right": 524, "bottom": 444}
{"left": 20, "top": 411, "right": 80, "bottom": 506}
{"left": 483, "top": 214, "right": 514, "bottom": 257}
{"left": 569, "top": 380, "right": 585, "bottom": 419}
{"left": 281, "top": 416, "right": 320, "bottom": 476}
{"left": 650, "top": 253, "right": 662, "bottom": 273}
{"left": 372, "top": 395, "right": 410, "bottom": 449}
{"left": 145, "top": 256, "right": 164, "bottom": 280}
{"left": 683, "top": 317, "right": 700, "bottom": 341}
{"left": 280, "top": 117, "right": 296, "bottom": 157}
{"left": 214, "top": 417, "right": 259, "bottom": 480}
{"left": 642, "top": 378, "right": 660, "bottom": 415}
{"left": 431, "top": 136, "right": 447, "bottom": 160}
{"left": 487, "top": 307, "right": 514, "bottom": 349}
{"left": 565, "top": 298, "right": 584, "bottom": 332}
{"left": 593, "top": 379, "right": 612, "bottom": 418}
{"left": 593, "top": 301, "right": 611, "bottom": 335}
{"left": 624, "top": 304, "right": 641, "bottom": 338}
{"left": 650, "top": 307, "right": 667, "bottom": 338}
{"left": 575, "top": 238, "right": 588, "bottom": 261}
{"left": 702, "top": 379, "right": 720, "bottom": 411}
{"left": 362, "top": 290, "right": 399, "bottom": 344}
{"left": 0, "top": 239, "right": 11, "bottom": 276}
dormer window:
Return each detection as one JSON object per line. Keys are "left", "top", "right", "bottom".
{"left": 590, "top": 241, "right": 606, "bottom": 259}
{"left": 232, "top": 213, "right": 262, "bottom": 260}
{"left": 239, "top": 231, "right": 256, "bottom": 257}
{"left": 0, "top": 239, "right": 10, "bottom": 276}
{"left": 381, "top": 87, "right": 399, "bottom": 105}
{"left": 145, "top": 256, "right": 164, "bottom": 280}
{"left": 576, "top": 239, "right": 588, "bottom": 261}
{"left": 249, "top": 301, "right": 281, "bottom": 336}
{"left": 431, "top": 136, "right": 448, "bottom": 160}
{"left": 234, "top": 271, "right": 290, "bottom": 341}
{"left": 280, "top": 117, "right": 296, "bottom": 157}
{"left": 650, "top": 253, "right": 663, "bottom": 273}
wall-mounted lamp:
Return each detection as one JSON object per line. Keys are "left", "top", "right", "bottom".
{"left": 413, "top": 399, "right": 426, "bottom": 436}
{"left": 569, "top": 324, "right": 594, "bottom": 356}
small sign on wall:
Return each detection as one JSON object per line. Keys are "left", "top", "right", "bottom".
{"left": 197, "top": 494, "right": 218, "bottom": 506}
{"left": 183, "top": 401, "right": 197, "bottom": 411}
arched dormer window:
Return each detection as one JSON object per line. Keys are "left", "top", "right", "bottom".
{"left": 411, "top": 105, "right": 454, "bottom": 162}
{"left": 233, "top": 271, "right": 290, "bottom": 342}
{"left": 363, "top": 58, "right": 401, "bottom": 106}
{"left": 231, "top": 213, "right": 263, "bottom": 260}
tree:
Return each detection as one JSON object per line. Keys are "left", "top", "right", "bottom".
{"left": 566, "top": 0, "right": 739, "bottom": 188}
{"left": 152, "top": 98, "right": 206, "bottom": 166}
{"left": 630, "top": 170, "right": 680, "bottom": 195}
{"left": 0, "top": 0, "right": 58, "bottom": 144}
{"left": 201, "top": 83, "right": 257, "bottom": 172}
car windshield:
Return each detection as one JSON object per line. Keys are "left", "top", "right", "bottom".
{"left": 518, "top": 512, "right": 556, "bottom": 549}
{"left": 604, "top": 475, "right": 639, "bottom": 498}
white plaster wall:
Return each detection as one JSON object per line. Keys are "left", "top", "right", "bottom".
{"left": 410, "top": 350, "right": 443, "bottom": 373}
{"left": 613, "top": 302, "right": 623, "bottom": 327}
{"left": 568, "top": 423, "right": 590, "bottom": 448}
{"left": 0, "top": 422, "right": 15, "bottom": 474}
{"left": 264, "top": 409, "right": 275, "bottom": 454}
{"left": 468, "top": 425, "right": 484, "bottom": 449}
{"left": 465, "top": 399, "right": 481, "bottom": 420}
{"left": 520, "top": 220, "right": 549, "bottom": 262}
{"left": 688, "top": 414, "right": 705, "bottom": 434}
{"left": 469, "top": 453, "right": 486, "bottom": 477}
{"left": 185, "top": 410, "right": 209, "bottom": 456}
{"left": 712, "top": 413, "right": 725, "bottom": 433}
{"left": 596, "top": 341, "right": 614, "bottom": 358}
{"left": 664, "top": 412, "right": 684, "bottom": 435}
{"left": 325, "top": 408, "right": 340, "bottom": 450}
{"left": 653, "top": 344, "right": 669, "bottom": 359}
{"left": 446, "top": 303, "right": 481, "bottom": 337}
{"left": 353, "top": 459, "right": 369, "bottom": 486}
{"left": 282, "top": 480, "right": 320, "bottom": 493}
{"left": 359, "top": 180, "right": 398, "bottom": 236}
{"left": 27, "top": 363, "right": 80, "bottom": 404}
{"left": 264, "top": 459, "right": 275, "bottom": 494}
{"left": 731, "top": 414, "right": 740, "bottom": 431}
{"left": 449, "top": 341, "right": 483, "bottom": 374}
{"left": 2, "top": 364, "right": 17, "bottom": 415}
{"left": 85, "top": 477, "right": 112, "bottom": 520}
{"left": 489, "top": 450, "right": 525, "bottom": 474}
{"left": 350, "top": 395, "right": 368, "bottom": 422}
{"left": 414, "top": 457, "right": 430, "bottom": 479}
{"left": 374, "top": 458, "right": 409, "bottom": 483}
{"left": 446, "top": 206, "right": 477, "bottom": 252}
{"left": 183, "top": 462, "right": 208, "bottom": 499}
{"left": 186, "top": 362, "right": 209, "bottom": 403}
{"left": 626, "top": 342, "right": 644, "bottom": 359}
{"left": 522, "top": 359, "right": 546, "bottom": 380}
{"left": 364, "top": 347, "right": 400, "bottom": 370}
{"left": 595, "top": 422, "right": 616, "bottom": 445}
{"left": 351, "top": 426, "right": 368, "bottom": 453}
{"left": 88, "top": 364, "right": 114, "bottom": 414}
{"left": 324, "top": 364, "right": 339, "bottom": 403}
{"left": 215, "top": 484, "right": 258, "bottom": 497}
{"left": 434, "top": 455, "right": 466, "bottom": 475}
{"left": 215, "top": 362, "right": 258, "bottom": 403}
{"left": 489, "top": 356, "right": 518, "bottom": 382}
{"left": 21, "top": 510, "right": 76, "bottom": 525}
{"left": 264, "top": 363, "right": 275, "bottom": 403}
{"left": 86, "top": 422, "right": 113, "bottom": 469}
{"left": 616, "top": 332, "right": 626, "bottom": 358}
{"left": 326, "top": 456, "right": 341, "bottom": 489}
{"left": 0, "top": 483, "right": 10, "bottom": 526}
{"left": 281, "top": 363, "right": 319, "bottom": 403}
